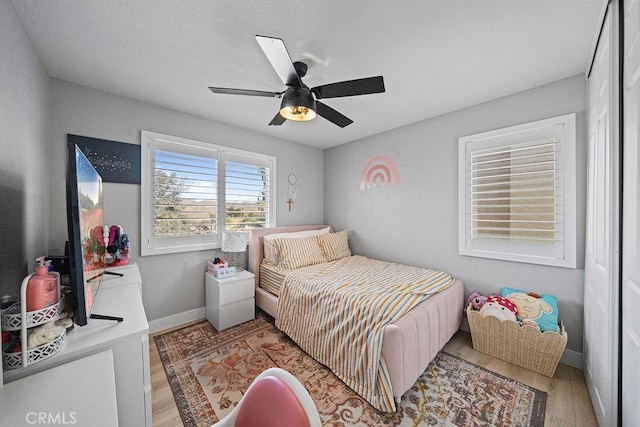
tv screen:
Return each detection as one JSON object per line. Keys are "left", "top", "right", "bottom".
{"left": 66, "top": 143, "right": 105, "bottom": 326}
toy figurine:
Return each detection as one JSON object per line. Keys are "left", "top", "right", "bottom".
{"left": 466, "top": 291, "right": 495, "bottom": 311}
{"left": 479, "top": 296, "right": 518, "bottom": 322}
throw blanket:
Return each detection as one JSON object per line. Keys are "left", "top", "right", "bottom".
{"left": 275, "top": 255, "right": 455, "bottom": 412}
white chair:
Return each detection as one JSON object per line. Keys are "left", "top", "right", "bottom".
{"left": 212, "top": 367, "right": 321, "bottom": 427}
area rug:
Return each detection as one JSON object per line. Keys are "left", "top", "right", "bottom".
{"left": 154, "top": 312, "right": 546, "bottom": 426}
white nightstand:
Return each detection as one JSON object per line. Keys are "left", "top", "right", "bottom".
{"left": 206, "top": 270, "right": 255, "bottom": 331}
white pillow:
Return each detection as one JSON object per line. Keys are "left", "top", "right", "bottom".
{"left": 263, "top": 227, "right": 330, "bottom": 265}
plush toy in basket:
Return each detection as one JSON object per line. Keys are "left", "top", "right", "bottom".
{"left": 465, "top": 288, "right": 560, "bottom": 332}
{"left": 466, "top": 291, "right": 490, "bottom": 311}
{"left": 479, "top": 296, "right": 518, "bottom": 322}
{"left": 465, "top": 288, "right": 567, "bottom": 376}
{"left": 501, "top": 287, "right": 560, "bottom": 333}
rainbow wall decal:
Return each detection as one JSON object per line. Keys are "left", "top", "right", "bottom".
{"left": 360, "top": 155, "right": 400, "bottom": 191}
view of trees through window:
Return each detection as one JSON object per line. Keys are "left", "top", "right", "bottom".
{"left": 153, "top": 151, "right": 269, "bottom": 237}
{"left": 154, "top": 150, "right": 217, "bottom": 237}
{"left": 225, "top": 161, "right": 270, "bottom": 230}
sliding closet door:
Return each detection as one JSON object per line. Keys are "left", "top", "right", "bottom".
{"left": 584, "top": 3, "right": 620, "bottom": 426}
{"left": 622, "top": 0, "right": 640, "bottom": 424}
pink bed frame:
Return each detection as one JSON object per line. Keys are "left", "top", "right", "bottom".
{"left": 248, "top": 225, "right": 464, "bottom": 403}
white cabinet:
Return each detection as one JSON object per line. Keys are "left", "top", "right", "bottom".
{"left": 206, "top": 270, "right": 255, "bottom": 331}
{"left": 2, "top": 264, "right": 151, "bottom": 427}
{"left": 0, "top": 350, "right": 119, "bottom": 426}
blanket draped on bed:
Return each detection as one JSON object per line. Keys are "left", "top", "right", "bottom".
{"left": 275, "top": 255, "right": 455, "bottom": 412}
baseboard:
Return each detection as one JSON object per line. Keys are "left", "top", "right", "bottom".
{"left": 148, "top": 306, "right": 205, "bottom": 334}
{"left": 560, "top": 348, "right": 582, "bottom": 370}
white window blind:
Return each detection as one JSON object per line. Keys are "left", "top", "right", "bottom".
{"left": 224, "top": 154, "right": 271, "bottom": 230}
{"left": 471, "top": 138, "right": 557, "bottom": 243}
{"left": 459, "top": 114, "right": 576, "bottom": 268}
{"left": 153, "top": 150, "right": 217, "bottom": 237}
{"left": 141, "top": 131, "right": 276, "bottom": 256}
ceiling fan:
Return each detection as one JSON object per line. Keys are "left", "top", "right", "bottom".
{"left": 209, "top": 35, "right": 386, "bottom": 128}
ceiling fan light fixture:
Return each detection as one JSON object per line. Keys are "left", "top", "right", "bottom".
{"left": 280, "top": 105, "right": 316, "bottom": 121}
{"left": 279, "top": 88, "right": 316, "bottom": 121}
{"left": 209, "top": 36, "right": 385, "bottom": 127}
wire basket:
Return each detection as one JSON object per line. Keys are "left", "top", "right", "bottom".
{"left": 2, "top": 328, "right": 67, "bottom": 370}
{"left": 1, "top": 296, "right": 66, "bottom": 331}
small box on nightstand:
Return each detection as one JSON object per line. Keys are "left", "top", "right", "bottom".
{"left": 205, "top": 269, "right": 255, "bottom": 331}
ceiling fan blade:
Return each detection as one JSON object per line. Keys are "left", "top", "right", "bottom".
{"left": 312, "top": 76, "right": 385, "bottom": 99}
{"left": 269, "top": 112, "right": 286, "bottom": 126}
{"left": 209, "top": 87, "right": 282, "bottom": 98}
{"left": 315, "top": 101, "right": 353, "bottom": 127}
{"left": 255, "top": 35, "right": 302, "bottom": 88}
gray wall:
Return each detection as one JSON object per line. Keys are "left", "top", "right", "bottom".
{"left": 48, "top": 79, "right": 324, "bottom": 321}
{"left": 0, "top": 0, "right": 587, "bottom": 352}
{"left": 324, "top": 75, "right": 587, "bottom": 353}
{"left": 0, "top": 0, "right": 51, "bottom": 296}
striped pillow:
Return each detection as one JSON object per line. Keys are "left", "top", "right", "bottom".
{"left": 273, "top": 235, "right": 327, "bottom": 270}
{"left": 263, "top": 227, "right": 330, "bottom": 265}
{"left": 317, "top": 229, "right": 351, "bottom": 261}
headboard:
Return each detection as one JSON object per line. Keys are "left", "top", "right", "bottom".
{"left": 248, "top": 225, "right": 331, "bottom": 288}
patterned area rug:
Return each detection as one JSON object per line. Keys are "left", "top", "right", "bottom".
{"left": 154, "top": 312, "right": 546, "bottom": 426}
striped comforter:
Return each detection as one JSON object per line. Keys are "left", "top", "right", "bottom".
{"left": 275, "top": 255, "right": 455, "bottom": 412}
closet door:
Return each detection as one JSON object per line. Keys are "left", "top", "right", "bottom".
{"left": 623, "top": 0, "right": 640, "bottom": 424}
{"left": 584, "top": 3, "right": 620, "bottom": 426}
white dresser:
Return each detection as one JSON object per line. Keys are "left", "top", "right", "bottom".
{"left": 2, "top": 264, "right": 151, "bottom": 427}
{"left": 206, "top": 269, "right": 255, "bottom": 331}
{"left": 0, "top": 350, "right": 119, "bottom": 426}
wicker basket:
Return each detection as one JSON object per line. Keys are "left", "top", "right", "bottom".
{"left": 467, "top": 305, "right": 567, "bottom": 377}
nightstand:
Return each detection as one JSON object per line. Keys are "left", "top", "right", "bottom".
{"left": 205, "top": 270, "right": 255, "bottom": 331}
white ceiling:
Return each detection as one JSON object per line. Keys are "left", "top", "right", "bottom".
{"left": 13, "top": 0, "right": 604, "bottom": 149}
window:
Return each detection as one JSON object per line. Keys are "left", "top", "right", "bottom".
{"left": 153, "top": 149, "right": 218, "bottom": 239}
{"left": 141, "top": 131, "right": 275, "bottom": 255}
{"left": 458, "top": 114, "right": 576, "bottom": 268}
{"left": 224, "top": 154, "right": 271, "bottom": 231}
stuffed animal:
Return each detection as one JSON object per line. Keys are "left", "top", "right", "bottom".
{"left": 479, "top": 296, "right": 518, "bottom": 322}
{"left": 466, "top": 291, "right": 489, "bottom": 311}
{"left": 501, "top": 287, "right": 560, "bottom": 332}
{"left": 503, "top": 291, "right": 552, "bottom": 321}
{"left": 466, "top": 291, "right": 499, "bottom": 311}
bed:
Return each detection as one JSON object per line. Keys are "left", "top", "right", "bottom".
{"left": 248, "top": 225, "right": 463, "bottom": 411}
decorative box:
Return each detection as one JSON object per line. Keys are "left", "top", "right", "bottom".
{"left": 466, "top": 305, "right": 567, "bottom": 377}
{"left": 207, "top": 261, "right": 228, "bottom": 273}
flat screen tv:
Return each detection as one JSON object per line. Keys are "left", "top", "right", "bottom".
{"left": 66, "top": 143, "right": 105, "bottom": 326}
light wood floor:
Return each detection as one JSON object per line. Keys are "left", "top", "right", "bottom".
{"left": 150, "top": 324, "right": 597, "bottom": 426}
